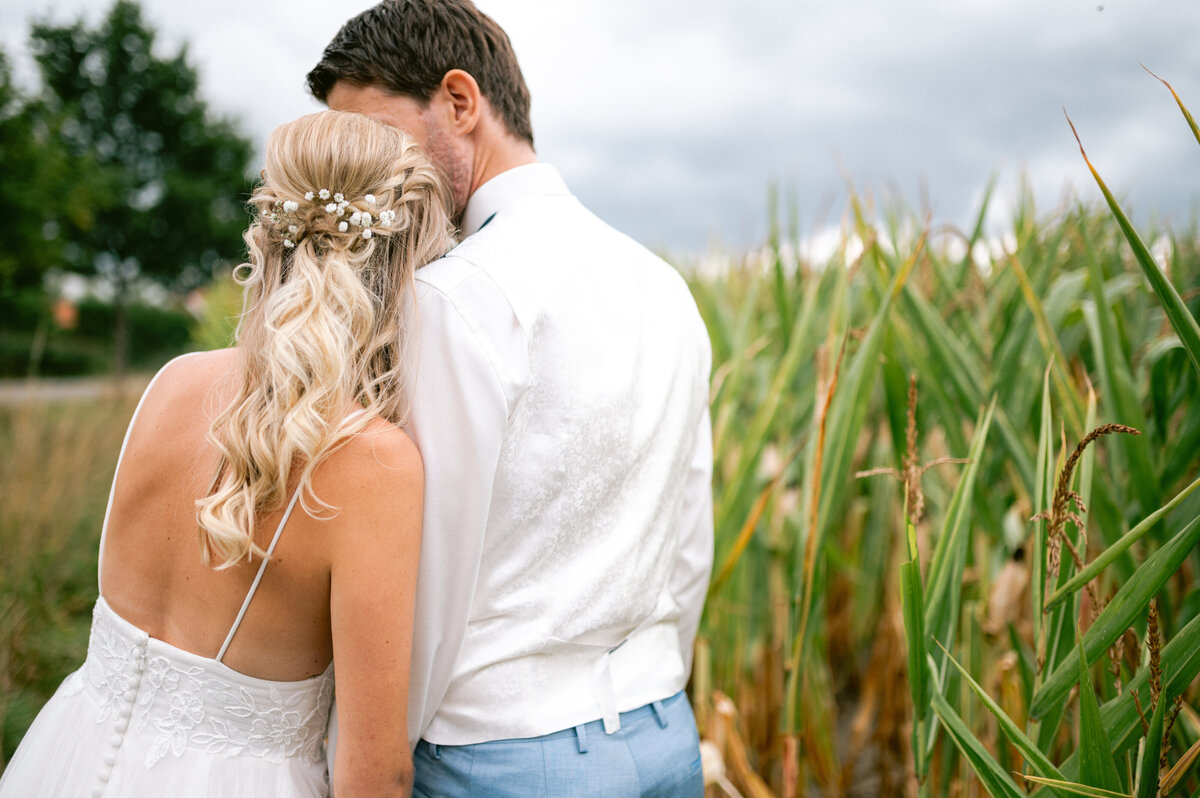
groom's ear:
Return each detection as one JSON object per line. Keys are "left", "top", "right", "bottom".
{"left": 437, "top": 69, "right": 482, "bottom": 136}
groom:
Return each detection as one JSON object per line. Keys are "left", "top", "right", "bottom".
{"left": 309, "top": 2, "right": 713, "bottom": 794}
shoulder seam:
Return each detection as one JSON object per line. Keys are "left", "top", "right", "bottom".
{"left": 414, "top": 252, "right": 483, "bottom": 293}
{"left": 415, "top": 275, "right": 524, "bottom": 419}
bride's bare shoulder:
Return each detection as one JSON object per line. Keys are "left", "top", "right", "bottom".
{"left": 304, "top": 419, "right": 423, "bottom": 536}
{"left": 116, "top": 350, "right": 243, "bottom": 444}
{"left": 143, "top": 348, "right": 240, "bottom": 402}
{"left": 323, "top": 420, "right": 422, "bottom": 495}
{"left": 155, "top": 348, "right": 240, "bottom": 386}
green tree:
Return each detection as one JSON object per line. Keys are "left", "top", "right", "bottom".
{"left": 28, "top": 0, "right": 254, "bottom": 375}
{"left": 0, "top": 46, "right": 81, "bottom": 377}
{"left": 0, "top": 47, "right": 72, "bottom": 293}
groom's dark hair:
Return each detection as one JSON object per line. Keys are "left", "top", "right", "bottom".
{"left": 307, "top": 0, "right": 534, "bottom": 147}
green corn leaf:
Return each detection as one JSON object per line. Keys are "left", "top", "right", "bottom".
{"left": 1045, "top": 474, "right": 1200, "bottom": 610}
{"left": 1057, "top": 611, "right": 1200, "bottom": 780}
{"left": 1143, "top": 65, "right": 1200, "bottom": 149}
{"left": 900, "top": 537, "right": 929, "bottom": 777}
{"left": 1075, "top": 636, "right": 1124, "bottom": 792}
{"left": 1038, "top": 390, "right": 1100, "bottom": 752}
{"left": 935, "top": 641, "right": 1072, "bottom": 797}
{"left": 924, "top": 401, "right": 996, "bottom": 666}
{"left": 1008, "top": 625, "right": 1035, "bottom": 710}
{"left": 901, "top": 286, "right": 984, "bottom": 413}
{"left": 766, "top": 184, "right": 788, "bottom": 326}
{"left": 1074, "top": 387, "right": 1100, "bottom": 569}
{"left": 713, "top": 267, "right": 824, "bottom": 533}
{"left": 1020, "top": 776, "right": 1131, "bottom": 798}
{"left": 888, "top": 316, "right": 970, "bottom": 457}
{"left": 1069, "top": 115, "right": 1200, "bottom": 378}
{"left": 1032, "top": 514, "right": 1200, "bottom": 719}
{"left": 880, "top": 336, "right": 909, "bottom": 471}
{"left": 1009, "top": 257, "right": 1084, "bottom": 438}
{"left": 1109, "top": 615, "right": 1200, "bottom": 755}
{"left": 901, "top": 283, "right": 1035, "bottom": 493}
{"left": 786, "top": 235, "right": 921, "bottom": 738}
{"left": 1079, "top": 279, "right": 1158, "bottom": 519}
{"left": 813, "top": 242, "right": 917, "bottom": 539}
{"left": 1032, "top": 366, "right": 1054, "bottom": 664}
{"left": 1133, "top": 679, "right": 1166, "bottom": 798}
{"left": 931, "top": 692, "right": 1027, "bottom": 798}
{"left": 705, "top": 273, "right": 764, "bottom": 464}
{"left": 796, "top": 240, "right": 918, "bottom": 631}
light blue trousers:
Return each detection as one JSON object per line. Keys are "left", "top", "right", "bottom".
{"left": 412, "top": 691, "right": 703, "bottom": 797}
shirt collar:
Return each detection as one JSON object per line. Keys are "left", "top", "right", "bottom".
{"left": 461, "top": 163, "right": 571, "bottom": 237}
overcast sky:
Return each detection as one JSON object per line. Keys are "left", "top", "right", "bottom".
{"left": 3, "top": 1, "right": 1200, "bottom": 256}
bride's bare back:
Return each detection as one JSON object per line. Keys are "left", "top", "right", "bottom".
{"left": 101, "top": 345, "right": 421, "bottom": 703}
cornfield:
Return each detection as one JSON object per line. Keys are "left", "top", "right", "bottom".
{"left": 2, "top": 80, "right": 1199, "bottom": 796}
{"left": 692, "top": 76, "right": 1200, "bottom": 797}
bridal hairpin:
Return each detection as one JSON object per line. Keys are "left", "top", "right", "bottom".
{"left": 264, "top": 189, "right": 395, "bottom": 249}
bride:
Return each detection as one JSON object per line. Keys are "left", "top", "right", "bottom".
{"left": 0, "top": 110, "right": 453, "bottom": 797}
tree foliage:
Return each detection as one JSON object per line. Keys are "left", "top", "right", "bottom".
{"left": 24, "top": 0, "right": 254, "bottom": 371}
{"left": 0, "top": 49, "right": 72, "bottom": 291}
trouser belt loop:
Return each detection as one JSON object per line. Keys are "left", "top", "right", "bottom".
{"left": 430, "top": 742, "right": 441, "bottom": 760}
{"left": 574, "top": 723, "right": 589, "bottom": 754}
{"left": 592, "top": 650, "right": 622, "bottom": 734}
{"left": 651, "top": 699, "right": 668, "bottom": 729}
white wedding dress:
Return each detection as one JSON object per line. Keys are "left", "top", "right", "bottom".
{"left": 0, "top": 366, "right": 333, "bottom": 797}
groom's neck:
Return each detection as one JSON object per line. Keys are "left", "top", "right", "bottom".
{"left": 469, "top": 126, "right": 538, "bottom": 199}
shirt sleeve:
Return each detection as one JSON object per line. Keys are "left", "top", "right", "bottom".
{"left": 403, "top": 265, "right": 527, "bottom": 746}
{"left": 669, "top": 307, "right": 714, "bottom": 677}
{"left": 670, "top": 403, "right": 714, "bottom": 676}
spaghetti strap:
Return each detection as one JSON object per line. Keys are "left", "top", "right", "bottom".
{"left": 97, "top": 352, "right": 203, "bottom": 597}
{"left": 215, "top": 486, "right": 304, "bottom": 663}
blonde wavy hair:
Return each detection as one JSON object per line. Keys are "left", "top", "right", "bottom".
{"left": 197, "top": 110, "right": 454, "bottom": 568}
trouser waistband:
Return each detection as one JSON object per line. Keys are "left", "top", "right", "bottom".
{"left": 421, "top": 691, "right": 684, "bottom": 760}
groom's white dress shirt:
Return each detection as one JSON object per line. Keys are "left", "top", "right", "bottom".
{"left": 405, "top": 163, "right": 713, "bottom": 746}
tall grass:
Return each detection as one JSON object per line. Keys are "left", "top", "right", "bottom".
{"left": 0, "top": 391, "right": 138, "bottom": 765}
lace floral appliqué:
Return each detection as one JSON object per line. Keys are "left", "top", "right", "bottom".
{"left": 79, "top": 601, "right": 334, "bottom": 770}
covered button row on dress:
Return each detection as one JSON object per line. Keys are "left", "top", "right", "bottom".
{"left": 92, "top": 637, "right": 148, "bottom": 798}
